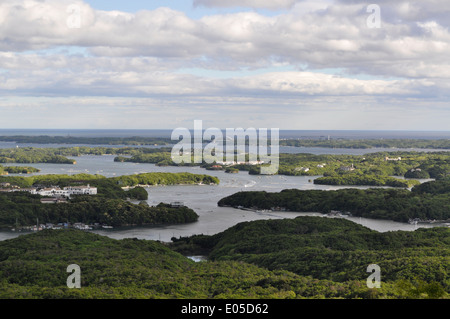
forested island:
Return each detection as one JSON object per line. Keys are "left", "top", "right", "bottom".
{"left": 0, "top": 172, "right": 219, "bottom": 229}
{"left": 2, "top": 145, "right": 449, "bottom": 189}
{"left": 0, "top": 193, "right": 199, "bottom": 229}
{"left": 0, "top": 171, "right": 218, "bottom": 193}
{"left": 115, "top": 149, "right": 450, "bottom": 188}
{"left": 313, "top": 174, "right": 420, "bottom": 188}
{"left": 0, "top": 165, "right": 40, "bottom": 175}
{"left": 0, "top": 146, "right": 177, "bottom": 164}
{"left": 218, "top": 179, "right": 450, "bottom": 223}
{"left": 1, "top": 217, "right": 446, "bottom": 299}
{"left": 2, "top": 134, "right": 450, "bottom": 149}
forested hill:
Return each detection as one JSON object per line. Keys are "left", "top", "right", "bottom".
{"left": 218, "top": 179, "right": 450, "bottom": 223}
{"left": 1, "top": 224, "right": 448, "bottom": 299}
{"left": 0, "top": 228, "right": 406, "bottom": 299}
{"left": 170, "top": 216, "right": 450, "bottom": 299}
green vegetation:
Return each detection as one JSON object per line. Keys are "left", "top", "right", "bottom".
{"left": 225, "top": 167, "right": 239, "bottom": 174}
{"left": 0, "top": 148, "right": 76, "bottom": 164}
{"left": 0, "top": 135, "right": 173, "bottom": 145}
{"left": 0, "top": 172, "right": 219, "bottom": 228}
{"left": 115, "top": 150, "right": 450, "bottom": 187}
{"left": 0, "top": 146, "right": 177, "bottom": 165}
{"left": 314, "top": 174, "right": 420, "bottom": 188}
{"left": 108, "top": 172, "right": 219, "bottom": 187}
{"left": 280, "top": 138, "right": 450, "bottom": 149}
{"left": 0, "top": 192, "right": 198, "bottom": 229}
{"left": 0, "top": 172, "right": 219, "bottom": 192}
{"left": 1, "top": 225, "right": 448, "bottom": 299}
{"left": 277, "top": 151, "right": 450, "bottom": 178}
{"left": 218, "top": 179, "right": 450, "bottom": 222}
{"left": 3, "top": 135, "right": 450, "bottom": 149}
{"left": 0, "top": 165, "right": 40, "bottom": 175}
{"left": 170, "top": 216, "right": 450, "bottom": 299}
{"left": 3, "top": 145, "right": 449, "bottom": 189}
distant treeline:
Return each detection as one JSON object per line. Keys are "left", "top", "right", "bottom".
{"left": 2, "top": 135, "right": 450, "bottom": 149}
{"left": 218, "top": 179, "right": 450, "bottom": 222}
{"left": 0, "top": 146, "right": 177, "bottom": 164}
{"left": 0, "top": 135, "right": 173, "bottom": 145}
{"left": 280, "top": 138, "right": 450, "bottom": 149}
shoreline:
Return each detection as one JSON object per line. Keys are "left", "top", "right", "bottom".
{"left": 226, "top": 205, "right": 450, "bottom": 227}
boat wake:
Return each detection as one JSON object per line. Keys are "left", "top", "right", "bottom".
{"left": 244, "top": 180, "right": 256, "bottom": 188}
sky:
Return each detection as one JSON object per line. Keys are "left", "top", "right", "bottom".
{"left": 0, "top": 0, "right": 449, "bottom": 131}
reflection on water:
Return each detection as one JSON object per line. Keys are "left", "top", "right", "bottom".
{"left": 0, "top": 154, "right": 445, "bottom": 242}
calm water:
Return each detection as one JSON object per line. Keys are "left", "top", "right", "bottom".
{"left": 0, "top": 154, "right": 444, "bottom": 242}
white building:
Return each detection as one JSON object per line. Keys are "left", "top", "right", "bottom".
{"left": 37, "top": 187, "right": 64, "bottom": 197}
{"left": 63, "top": 185, "right": 97, "bottom": 196}
{"left": 26, "top": 185, "right": 97, "bottom": 197}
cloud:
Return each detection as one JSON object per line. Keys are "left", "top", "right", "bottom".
{"left": 193, "top": 0, "right": 300, "bottom": 10}
{"left": 0, "top": 0, "right": 449, "bottom": 130}
{"left": 0, "top": 0, "right": 448, "bottom": 80}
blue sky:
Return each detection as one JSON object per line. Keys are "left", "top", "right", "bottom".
{"left": 0, "top": 0, "right": 449, "bottom": 130}
{"left": 86, "top": 0, "right": 288, "bottom": 17}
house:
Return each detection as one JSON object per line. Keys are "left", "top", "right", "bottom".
{"left": 15, "top": 184, "right": 98, "bottom": 198}
{"left": 37, "top": 187, "right": 63, "bottom": 197}
{"left": 216, "top": 160, "right": 264, "bottom": 166}
{"left": 20, "top": 188, "right": 38, "bottom": 195}
{"left": 170, "top": 201, "right": 184, "bottom": 208}
{"left": 385, "top": 157, "right": 401, "bottom": 161}
{"left": 340, "top": 164, "right": 355, "bottom": 171}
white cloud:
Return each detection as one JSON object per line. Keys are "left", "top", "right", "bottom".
{"left": 0, "top": 0, "right": 449, "bottom": 129}
{"left": 0, "top": 0, "right": 449, "bottom": 79}
{"left": 193, "top": 0, "right": 299, "bottom": 10}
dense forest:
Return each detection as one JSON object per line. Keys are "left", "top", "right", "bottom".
{"left": 170, "top": 216, "right": 450, "bottom": 299}
{"left": 0, "top": 192, "right": 198, "bottom": 229}
{"left": 1, "top": 224, "right": 448, "bottom": 299}
{"left": 218, "top": 178, "right": 450, "bottom": 222}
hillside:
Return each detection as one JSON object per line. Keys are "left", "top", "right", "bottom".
{"left": 0, "top": 228, "right": 387, "bottom": 299}
{"left": 170, "top": 217, "right": 450, "bottom": 299}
